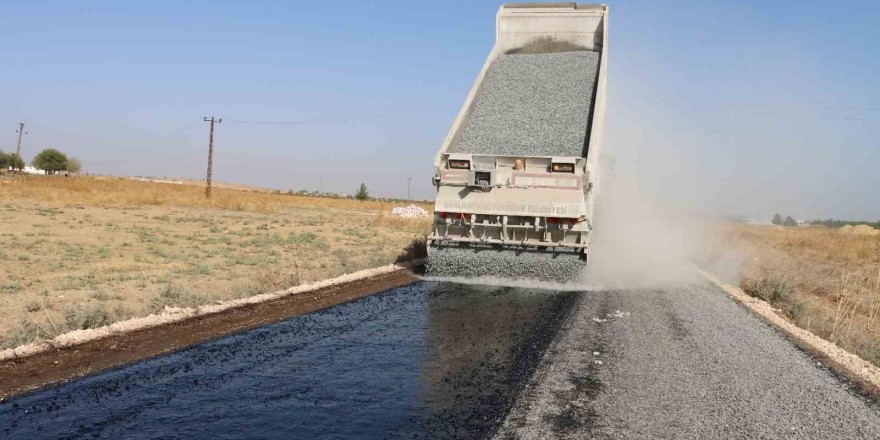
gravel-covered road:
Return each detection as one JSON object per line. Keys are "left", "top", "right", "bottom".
{"left": 495, "top": 282, "right": 880, "bottom": 439}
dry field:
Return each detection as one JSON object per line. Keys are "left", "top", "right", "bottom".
{"left": 0, "top": 175, "right": 431, "bottom": 349}
{"left": 721, "top": 225, "right": 880, "bottom": 365}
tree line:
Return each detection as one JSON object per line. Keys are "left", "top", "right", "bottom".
{"left": 771, "top": 213, "right": 799, "bottom": 227}
{"left": 0, "top": 148, "right": 81, "bottom": 174}
{"left": 770, "top": 213, "right": 880, "bottom": 229}
{"left": 808, "top": 219, "right": 880, "bottom": 229}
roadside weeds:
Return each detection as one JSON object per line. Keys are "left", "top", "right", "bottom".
{"left": 700, "top": 269, "right": 880, "bottom": 397}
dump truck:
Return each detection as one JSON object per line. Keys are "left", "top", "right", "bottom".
{"left": 426, "top": 3, "right": 608, "bottom": 283}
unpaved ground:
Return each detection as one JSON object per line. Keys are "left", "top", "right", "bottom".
{"left": 0, "top": 197, "right": 429, "bottom": 349}
{"left": 495, "top": 283, "right": 880, "bottom": 439}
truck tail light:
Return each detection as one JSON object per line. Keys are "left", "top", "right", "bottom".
{"left": 551, "top": 163, "right": 575, "bottom": 173}
{"left": 448, "top": 160, "right": 471, "bottom": 170}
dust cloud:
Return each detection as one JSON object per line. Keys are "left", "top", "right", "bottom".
{"left": 583, "top": 121, "right": 746, "bottom": 289}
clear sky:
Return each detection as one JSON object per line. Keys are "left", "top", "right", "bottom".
{"left": 2, "top": 1, "right": 878, "bottom": 220}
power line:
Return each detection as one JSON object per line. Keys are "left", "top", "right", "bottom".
{"left": 203, "top": 117, "right": 221, "bottom": 199}
{"left": 222, "top": 109, "right": 395, "bottom": 126}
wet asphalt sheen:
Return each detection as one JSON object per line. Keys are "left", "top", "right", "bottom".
{"left": 0, "top": 282, "right": 577, "bottom": 440}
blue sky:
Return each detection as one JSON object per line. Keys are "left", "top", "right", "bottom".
{"left": 2, "top": 1, "right": 878, "bottom": 220}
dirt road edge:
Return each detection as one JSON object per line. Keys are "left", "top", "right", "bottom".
{"left": 699, "top": 269, "right": 880, "bottom": 398}
{"left": 0, "top": 261, "right": 423, "bottom": 399}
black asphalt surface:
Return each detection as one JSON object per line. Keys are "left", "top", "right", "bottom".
{"left": 496, "top": 283, "right": 880, "bottom": 439}
{"left": 0, "top": 281, "right": 576, "bottom": 440}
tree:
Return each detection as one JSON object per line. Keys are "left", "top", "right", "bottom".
{"left": 10, "top": 153, "right": 24, "bottom": 171}
{"left": 355, "top": 183, "right": 369, "bottom": 201}
{"left": 0, "top": 151, "right": 10, "bottom": 170}
{"left": 771, "top": 213, "right": 783, "bottom": 226}
{"left": 783, "top": 216, "right": 798, "bottom": 227}
{"left": 66, "top": 157, "right": 82, "bottom": 174}
{"left": 32, "top": 148, "right": 69, "bottom": 174}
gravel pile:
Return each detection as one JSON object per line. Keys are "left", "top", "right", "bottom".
{"left": 391, "top": 205, "right": 431, "bottom": 219}
{"left": 453, "top": 51, "right": 600, "bottom": 157}
{"left": 426, "top": 245, "right": 585, "bottom": 283}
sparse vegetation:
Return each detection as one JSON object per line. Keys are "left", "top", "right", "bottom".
{"left": 0, "top": 175, "right": 432, "bottom": 350}
{"left": 727, "top": 225, "right": 880, "bottom": 365}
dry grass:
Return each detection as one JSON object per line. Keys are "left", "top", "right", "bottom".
{"left": 0, "top": 175, "right": 432, "bottom": 349}
{"left": 0, "top": 174, "right": 428, "bottom": 214}
{"left": 724, "top": 225, "right": 880, "bottom": 364}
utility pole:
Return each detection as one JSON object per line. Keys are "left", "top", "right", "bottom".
{"left": 406, "top": 177, "right": 413, "bottom": 201}
{"left": 203, "top": 117, "right": 221, "bottom": 199}
{"left": 15, "top": 123, "right": 27, "bottom": 169}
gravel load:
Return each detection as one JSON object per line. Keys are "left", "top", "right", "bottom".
{"left": 453, "top": 51, "right": 600, "bottom": 157}
{"left": 426, "top": 244, "right": 585, "bottom": 283}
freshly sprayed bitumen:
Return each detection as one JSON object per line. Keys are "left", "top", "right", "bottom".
{"left": 453, "top": 51, "right": 600, "bottom": 157}
{"left": 0, "top": 282, "right": 577, "bottom": 440}
{"left": 427, "top": 245, "right": 585, "bottom": 283}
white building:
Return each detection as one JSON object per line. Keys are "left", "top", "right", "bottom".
{"left": 21, "top": 164, "right": 47, "bottom": 175}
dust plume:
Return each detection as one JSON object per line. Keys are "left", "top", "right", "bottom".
{"left": 583, "top": 120, "right": 745, "bottom": 289}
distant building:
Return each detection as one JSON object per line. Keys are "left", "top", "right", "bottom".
{"left": 22, "top": 164, "right": 47, "bottom": 175}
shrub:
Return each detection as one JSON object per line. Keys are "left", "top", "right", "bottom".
{"left": 355, "top": 183, "right": 369, "bottom": 201}
{"left": 741, "top": 276, "right": 793, "bottom": 303}
{"left": 783, "top": 216, "right": 798, "bottom": 227}
{"left": 66, "top": 157, "right": 82, "bottom": 174}
{"left": 4, "top": 317, "right": 47, "bottom": 348}
{"left": 63, "top": 303, "right": 114, "bottom": 330}
{"left": 25, "top": 301, "right": 42, "bottom": 312}
{"left": 149, "top": 283, "right": 212, "bottom": 312}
